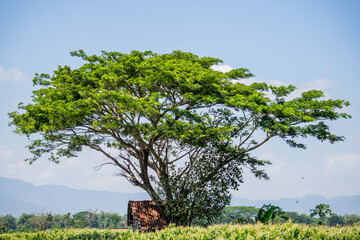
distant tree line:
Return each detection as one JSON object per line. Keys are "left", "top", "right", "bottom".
{"left": 214, "top": 206, "right": 360, "bottom": 226}
{"left": 0, "top": 211, "right": 127, "bottom": 233}
{"left": 191, "top": 205, "right": 360, "bottom": 227}
{"left": 1, "top": 207, "right": 360, "bottom": 233}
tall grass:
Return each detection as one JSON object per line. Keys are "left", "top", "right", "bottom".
{"left": 1, "top": 222, "right": 359, "bottom": 239}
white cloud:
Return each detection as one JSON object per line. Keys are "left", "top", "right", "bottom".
{"left": 0, "top": 146, "right": 16, "bottom": 159}
{"left": 290, "top": 79, "right": 333, "bottom": 99}
{"left": 242, "top": 78, "right": 332, "bottom": 90}
{"left": 211, "top": 64, "right": 233, "bottom": 73}
{"left": 237, "top": 77, "right": 286, "bottom": 87}
{"left": 238, "top": 77, "right": 334, "bottom": 100}
{"left": 324, "top": 152, "right": 360, "bottom": 173}
{"left": 0, "top": 147, "right": 140, "bottom": 193}
{"left": 211, "top": 66, "right": 333, "bottom": 97}
{"left": 267, "top": 79, "right": 284, "bottom": 86}
{"left": 0, "top": 66, "right": 30, "bottom": 82}
{"left": 10, "top": 100, "right": 21, "bottom": 108}
{"left": 301, "top": 78, "right": 333, "bottom": 91}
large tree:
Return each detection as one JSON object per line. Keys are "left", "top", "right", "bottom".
{"left": 9, "top": 50, "right": 350, "bottom": 225}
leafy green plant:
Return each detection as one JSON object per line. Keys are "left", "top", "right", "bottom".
{"left": 256, "top": 204, "right": 287, "bottom": 224}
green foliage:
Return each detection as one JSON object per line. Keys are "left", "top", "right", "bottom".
{"left": 343, "top": 214, "right": 360, "bottom": 226}
{"left": 216, "top": 206, "right": 259, "bottom": 224}
{"left": 27, "top": 213, "right": 53, "bottom": 231}
{"left": 0, "top": 212, "right": 126, "bottom": 233}
{"left": 216, "top": 206, "right": 322, "bottom": 225}
{"left": 1, "top": 209, "right": 359, "bottom": 236}
{"left": 280, "top": 212, "right": 316, "bottom": 225}
{"left": 159, "top": 142, "right": 270, "bottom": 225}
{"left": 9, "top": 50, "right": 351, "bottom": 225}
{"left": 256, "top": 204, "right": 287, "bottom": 224}
{"left": 327, "top": 213, "right": 345, "bottom": 226}
{"left": 311, "top": 203, "right": 332, "bottom": 225}
{"left": 73, "top": 211, "right": 98, "bottom": 228}
{"left": 0, "top": 215, "right": 16, "bottom": 233}
{"left": 16, "top": 214, "right": 36, "bottom": 232}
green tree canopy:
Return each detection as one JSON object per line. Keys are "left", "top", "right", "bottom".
{"left": 310, "top": 203, "right": 332, "bottom": 225}
{"left": 0, "top": 215, "right": 17, "bottom": 233}
{"left": 218, "top": 206, "right": 259, "bottom": 224}
{"left": 9, "top": 50, "right": 350, "bottom": 225}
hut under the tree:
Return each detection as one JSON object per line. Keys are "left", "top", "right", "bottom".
{"left": 127, "top": 200, "right": 168, "bottom": 231}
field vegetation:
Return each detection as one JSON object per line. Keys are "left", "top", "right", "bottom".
{"left": 1, "top": 206, "right": 360, "bottom": 239}
{"left": 1, "top": 222, "right": 359, "bottom": 240}
{"left": 1, "top": 206, "right": 360, "bottom": 234}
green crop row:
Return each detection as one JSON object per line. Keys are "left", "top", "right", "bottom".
{"left": 1, "top": 222, "right": 359, "bottom": 240}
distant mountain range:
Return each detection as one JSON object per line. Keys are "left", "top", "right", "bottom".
{"left": 0, "top": 176, "right": 148, "bottom": 217}
{"left": 1, "top": 176, "right": 359, "bottom": 217}
{"left": 231, "top": 194, "right": 360, "bottom": 216}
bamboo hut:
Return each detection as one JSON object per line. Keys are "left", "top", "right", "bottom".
{"left": 127, "top": 200, "right": 168, "bottom": 231}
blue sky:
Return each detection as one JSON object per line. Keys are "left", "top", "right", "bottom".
{"left": 0, "top": 0, "right": 359, "bottom": 200}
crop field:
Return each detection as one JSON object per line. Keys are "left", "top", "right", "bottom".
{"left": 1, "top": 222, "right": 360, "bottom": 240}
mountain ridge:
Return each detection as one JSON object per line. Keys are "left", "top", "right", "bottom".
{"left": 1, "top": 176, "right": 359, "bottom": 217}
{"left": 231, "top": 194, "right": 360, "bottom": 215}
{"left": 0, "top": 176, "right": 149, "bottom": 217}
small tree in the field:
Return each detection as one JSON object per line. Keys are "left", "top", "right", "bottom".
{"left": 9, "top": 50, "right": 350, "bottom": 225}
{"left": 256, "top": 204, "right": 287, "bottom": 224}
{"left": 310, "top": 203, "right": 332, "bottom": 225}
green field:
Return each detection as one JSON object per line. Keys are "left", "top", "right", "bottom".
{"left": 1, "top": 222, "right": 359, "bottom": 240}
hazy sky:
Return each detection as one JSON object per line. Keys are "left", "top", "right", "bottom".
{"left": 0, "top": 0, "right": 359, "bottom": 200}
